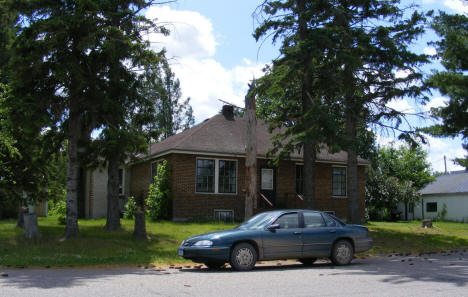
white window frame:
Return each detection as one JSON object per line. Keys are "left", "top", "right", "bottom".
{"left": 150, "top": 160, "right": 164, "bottom": 182}
{"left": 261, "top": 168, "right": 274, "bottom": 190}
{"left": 195, "top": 157, "right": 238, "bottom": 195}
{"left": 331, "top": 165, "right": 347, "bottom": 198}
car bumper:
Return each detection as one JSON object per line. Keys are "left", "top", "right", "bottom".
{"left": 355, "top": 238, "right": 373, "bottom": 253}
{"left": 178, "top": 246, "right": 231, "bottom": 263}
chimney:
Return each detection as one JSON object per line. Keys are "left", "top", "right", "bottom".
{"left": 222, "top": 105, "right": 234, "bottom": 120}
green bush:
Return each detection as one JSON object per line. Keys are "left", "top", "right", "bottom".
{"left": 49, "top": 200, "right": 66, "bottom": 225}
{"left": 123, "top": 196, "right": 138, "bottom": 219}
{"left": 146, "top": 160, "right": 172, "bottom": 221}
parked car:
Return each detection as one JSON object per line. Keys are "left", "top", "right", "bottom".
{"left": 178, "top": 209, "right": 373, "bottom": 271}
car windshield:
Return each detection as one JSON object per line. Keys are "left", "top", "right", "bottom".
{"left": 236, "top": 212, "right": 278, "bottom": 230}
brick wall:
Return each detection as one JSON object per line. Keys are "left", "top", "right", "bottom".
{"left": 130, "top": 153, "right": 366, "bottom": 221}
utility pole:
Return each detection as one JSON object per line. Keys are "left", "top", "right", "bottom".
{"left": 444, "top": 155, "right": 447, "bottom": 174}
{"left": 244, "top": 82, "right": 257, "bottom": 220}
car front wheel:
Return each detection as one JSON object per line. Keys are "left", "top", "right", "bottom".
{"left": 230, "top": 243, "right": 257, "bottom": 271}
{"left": 331, "top": 240, "right": 354, "bottom": 265}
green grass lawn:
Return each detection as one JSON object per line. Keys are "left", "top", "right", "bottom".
{"left": 365, "top": 221, "right": 468, "bottom": 255}
{"left": 0, "top": 217, "right": 467, "bottom": 267}
{"left": 0, "top": 216, "right": 236, "bottom": 267}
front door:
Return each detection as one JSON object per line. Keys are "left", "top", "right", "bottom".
{"left": 260, "top": 167, "right": 275, "bottom": 208}
{"left": 262, "top": 212, "right": 303, "bottom": 259}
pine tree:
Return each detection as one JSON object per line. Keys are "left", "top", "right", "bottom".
{"left": 254, "top": 0, "right": 429, "bottom": 223}
{"left": 425, "top": 12, "right": 468, "bottom": 169}
{"left": 10, "top": 0, "right": 162, "bottom": 237}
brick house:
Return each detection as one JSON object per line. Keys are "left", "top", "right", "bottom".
{"left": 127, "top": 107, "right": 369, "bottom": 221}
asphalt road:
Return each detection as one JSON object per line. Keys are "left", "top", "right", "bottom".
{"left": 1, "top": 251, "right": 467, "bottom": 297}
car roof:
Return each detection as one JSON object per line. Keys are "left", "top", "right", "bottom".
{"left": 260, "top": 209, "right": 323, "bottom": 215}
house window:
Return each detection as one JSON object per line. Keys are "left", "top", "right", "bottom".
{"left": 261, "top": 168, "right": 274, "bottom": 190}
{"left": 195, "top": 158, "right": 238, "bottom": 194}
{"left": 214, "top": 209, "right": 234, "bottom": 222}
{"left": 218, "top": 160, "right": 237, "bottom": 193}
{"left": 426, "top": 202, "right": 437, "bottom": 212}
{"left": 118, "top": 169, "right": 124, "bottom": 195}
{"left": 151, "top": 160, "right": 163, "bottom": 182}
{"left": 332, "top": 167, "right": 347, "bottom": 197}
{"left": 196, "top": 159, "right": 215, "bottom": 193}
{"left": 296, "top": 165, "right": 304, "bottom": 195}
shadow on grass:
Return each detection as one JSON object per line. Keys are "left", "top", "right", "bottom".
{"left": 368, "top": 227, "right": 468, "bottom": 254}
{"left": 0, "top": 221, "right": 184, "bottom": 267}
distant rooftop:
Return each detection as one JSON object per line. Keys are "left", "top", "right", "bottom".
{"left": 420, "top": 170, "right": 468, "bottom": 195}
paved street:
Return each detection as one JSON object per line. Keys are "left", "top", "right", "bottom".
{"left": 1, "top": 251, "right": 467, "bottom": 297}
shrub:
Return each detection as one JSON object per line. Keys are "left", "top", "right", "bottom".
{"left": 123, "top": 196, "right": 138, "bottom": 219}
{"left": 146, "top": 160, "right": 172, "bottom": 221}
{"left": 49, "top": 200, "right": 66, "bottom": 225}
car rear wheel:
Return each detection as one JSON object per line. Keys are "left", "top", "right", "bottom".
{"left": 204, "top": 262, "right": 225, "bottom": 269}
{"left": 230, "top": 243, "right": 257, "bottom": 271}
{"left": 298, "top": 258, "right": 317, "bottom": 266}
{"left": 331, "top": 240, "right": 354, "bottom": 265}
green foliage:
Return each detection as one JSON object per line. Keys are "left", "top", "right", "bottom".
{"left": 366, "top": 144, "right": 434, "bottom": 221}
{"left": 425, "top": 12, "right": 468, "bottom": 169}
{"left": 146, "top": 161, "right": 172, "bottom": 221}
{"left": 123, "top": 196, "right": 138, "bottom": 220}
{"left": 436, "top": 203, "right": 448, "bottom": 222}
{"left": 142, "top": 53, "right": 195, "bottom": 142}
{"left": 49, "top": 200, "right": 66, "bottom": 225}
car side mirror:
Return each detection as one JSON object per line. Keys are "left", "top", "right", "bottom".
{"left": 267, "top": 223, "right": 280, "bottom": 231}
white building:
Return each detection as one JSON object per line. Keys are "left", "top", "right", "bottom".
{"left": 406, "top": 171, "right": 468, "bottom": 223}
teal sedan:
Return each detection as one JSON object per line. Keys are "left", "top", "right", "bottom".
{"left": 178, "top": 210, "right": 373, "bottom": 271}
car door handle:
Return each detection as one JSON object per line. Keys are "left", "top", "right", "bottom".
{"left": 293, "top": 231, "right": 302, "bottom": 235}
{"left": 329, "top": 230, "right": 336, "bottom": 233}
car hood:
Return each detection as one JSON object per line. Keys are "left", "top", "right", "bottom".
{"left": 185, "top": 229, "right": 241, "bottom": 242}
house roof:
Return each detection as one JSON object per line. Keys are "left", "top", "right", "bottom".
{"left": 146, "top": 114, "right": 369, "bottom": 164}
{"left": 420, "top": 171, "right": 468, "bottom": 195}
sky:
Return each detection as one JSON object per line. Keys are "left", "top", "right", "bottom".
{"left": 144, "top": 0, "right": 468, "bottom": 173}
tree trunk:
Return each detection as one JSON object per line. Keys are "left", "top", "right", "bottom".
{"left": 133, "top": 210, "right": 147, "bottom": 239}
{"left": 303, "top": 142, "right": 316, "bottom": 209}
{"left": 297, "top": 0, "right": 316, "bottom": 210}
{"left": 16, "top": 203, "right": 25, "bottom": 228}
{"left": 64, "top": 99, "right": 81, "bottom": 238}
{"left": 345, "top": 104, "right": 361, "bottom": 224}
{"left": 245, "top": 84, "right": 257, "bottom": 219}
{"left": 106, "top": 153, "right": 121, "bottom": 231}
{"left": 24, "top": 213, "right": 41, "bottom": 239}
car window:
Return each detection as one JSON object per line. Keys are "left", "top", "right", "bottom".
{"left": 322, "top": 214, "right": 336, "bottom": 227}
{"left": 274, "top": 213, "right": 299, "bottom": 229}
{"left": 303, "top": 212, "right": 325, "bottom": 228}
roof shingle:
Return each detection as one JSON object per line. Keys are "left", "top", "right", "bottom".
{"left": 420, "top": 171, "right": 468, "bottom": 195}
{"left": 147, "top": 114, "right": 369, "bottom": 164}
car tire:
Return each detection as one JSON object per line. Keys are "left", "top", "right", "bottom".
{"left": 230, "top": 243, "right": 257, "bottom": 271}
{"left": 204, "top": 262, "right": 225, "bottom": 270}
{"left": 298, "top": 258, "right": 317, "bottom": 266}
{"left": 331, "top": 240, "right": 354, "bottom": 266}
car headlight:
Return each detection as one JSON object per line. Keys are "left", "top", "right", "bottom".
{"left": 193, "top": 240, "right": 213, "bottom": 247}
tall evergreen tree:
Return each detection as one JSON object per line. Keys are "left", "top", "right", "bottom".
{"left": 254, "top": 0, "right": 429, "bottom": 223}
{"left": 425, "top": 12, "right": 468, "bottom": 169}
{"left": 10, "top": 0, "right": 162, "bottom": 237}
{"left": 144, "top": 55, "right": 195, "bottom": 142}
